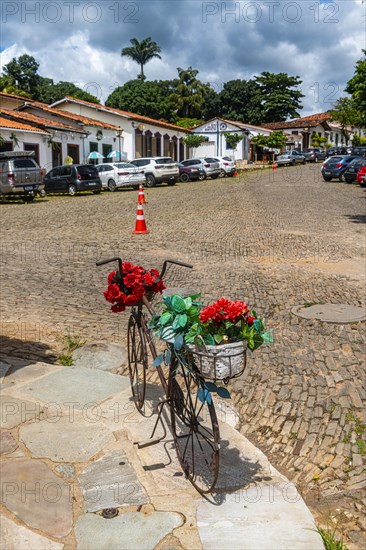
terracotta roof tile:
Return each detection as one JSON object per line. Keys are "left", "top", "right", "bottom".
{"left": 0, "top": 108, "right": 84, "bottom": 132}
{"left": 19, "top": 101, "right": 118, "bottom": 130}
{"left": 262, "top": 112, "right": 332, "bottom": 130}
{"left": 57, "top": 96, "right": 190, "bottom": 133}
{"left": 0, "top": 91, "right": 34, "bottom": 102}
{"left": 0, "top": 117, "right": 46, "bottom": 133}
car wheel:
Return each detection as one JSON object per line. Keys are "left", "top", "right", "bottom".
{"left": 167, "top": 180, "right": 176, "bottom": 186}
{"left": 211, "top": 174, "right": 219, "bottom": 179}
{"left": 339, "top": 173, "right": 346, "bottom": 182}
{"left": 179, "top": 173, "right": 190, "bottom": 182}
{"left": 68, "top": 184, "right": 77, "bottom": 196}
{"left": 23, "top": 195, "right": 34, "bottom": 202}
{"left": 360, "top": 182, "right": 366, "bottom": 188}
{"left": 108, "top": 179, "right": 116, "bottom": 191}
{"left": 302, "top": 159, "right": 306, "bottom": 165}
{"left": 145, "top": 174, "right": 156, "bottom": 188}
{"left": 198, "top": 173, "right": 206, "bottom": 181}
{"left": 291, "top": 161, "right": 296, "bottom": 166}
{"left": 219, "top": 169, "right": 226, "bottom": 178}
{"left": 323, "top": 177, "right": 332, "bottom": 182}
{"left": 93, "top": 189, "right": 101, "bottom": 194}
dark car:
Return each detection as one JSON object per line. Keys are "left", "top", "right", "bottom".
{"left": 302, "top": 148, "right": 327, "bottom": 163}
{"left": 44, "top": 164, "right": 102, "bottom": 195}
{"left": 180, "top": 158, "right": 220, "bottom": 179}
{"left": 321, "top": 155, "right": 362, "bottom": 182}
{"left": 343, "top": 158, "right": 364, "bottom": 183}
{"left": 176, "top": 162, "right": 205, "bottom": 182}
{"left": 352, "top": 146, "right": 366, "bottom": 158}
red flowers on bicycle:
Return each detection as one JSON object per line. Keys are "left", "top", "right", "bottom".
{"left": 103, "top": 262, "right": 166, "bottom": 312}
{"left": 199, "top": 298, "right": 250, "bottom": 324}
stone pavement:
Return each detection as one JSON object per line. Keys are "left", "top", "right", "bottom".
{"left": 0, "top": 165, "right": 365, "bottom": 546}
{"left": 0, "top": 351, "right": 324, "bottom": 550}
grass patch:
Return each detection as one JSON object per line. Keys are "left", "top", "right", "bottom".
{"left": 57, "top": 333, "right": 86, "bottom": 366}
{"left": 316, "top": 526, "right": 348, "bottom": 550}
{"left": 356, "top": 438, "right": 365, "bottom": 456}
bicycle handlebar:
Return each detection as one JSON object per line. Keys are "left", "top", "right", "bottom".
{"left": 96, "top": 257, "right": 192, "bottom": 276}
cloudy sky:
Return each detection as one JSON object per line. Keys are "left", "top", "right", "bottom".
{"left": 1, "top": 0, "right": 365, "bottom": 116}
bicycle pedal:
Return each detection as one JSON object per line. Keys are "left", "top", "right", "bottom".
{"left": 143, "top": 463, "right": 166, "bottom": 471}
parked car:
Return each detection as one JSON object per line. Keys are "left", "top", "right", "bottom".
{"left": 352, "top": 146, "right": 366, "bottom": 158}
{"left": 0, "top": 151, "right": 45, "bottom": 202}
{"left": 321, "top": 155, "right": 362, "bottom": 182}
{"left": 276, "top": 150, "right": 306, "bottom": 166}
{"left": 96, "top": 162, "right": 145, "bottom": 191}
{"left": 180, "top": 158, "right": 220, "bottom": 179}
{"left": 356, "top": 159, "right": 366, "bottom": 187}
{"left": 212, "top": 156, "right": 236, "bottom": 177}
{"left": 302, "top": 148, "right": 327, "bottom": 163}
{"left": 43, "top": 164, "right": 102, "bottom": 195}
{"left": 326, "top": 146, "right": 352, "bottom": 157}
{"left": 175, "top": 162, "right": 205, "bottom": 182}
{"left": 343, "top": 158, "right": 364, "bottom": 183}
{"left": 129, "top": 157, "right": 179, "bottom": 187}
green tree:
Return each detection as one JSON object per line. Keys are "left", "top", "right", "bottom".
{"left": 310, "top": 132, "right": 327, "bottom": 148}
{"left": 121, "top": 37, "right": 162, "bottom": 81}
{"left": 330, "top": 97, "right": 359, "bottom": 144}
{"left": 37, "top": 78, "right": 100, "bottom": 104}
{"left": 170, "top": 67, "right": 211, "bottom": 119}
{"left": 345, "top": 50, "right": 366, "bottom": 127}
{"left": 224, "top": 132, "right": 243, "bottom": 152}
{"left": 182, "top": 134, "right": 207, "bottom": 157}
{"left": 251, "top": 131, "right": 287, "bottom": 161}
{"left": 2, "top": 54, "right": 41, "bottom": 97}
{"left": 219, "top": 80, "right": 262, "bottom": 123}
{"left": 106, "top": 79, "right": 175, "bottom": 120}
{"left": 254, "top": 72, "right": 304, "bottom": 122}
{"left": 0, "top": 74, "right": 32, "bottom": 97}
{"left": 174, "top": 118, "right": 203, "bottom": 129}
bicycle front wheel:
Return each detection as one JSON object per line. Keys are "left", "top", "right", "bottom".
{"left": 127, "top": 313, "right": 147, "bottom": 413}
{"left": 169, "top": 365, "right": 220, "bottom": 494}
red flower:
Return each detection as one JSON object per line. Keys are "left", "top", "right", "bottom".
{"left": 107, "top": 271, "right": 116, "bottom": 285}
{"left": 124, "top": 273, "right": 140, "bottom": 288}
{"left": 122, "top": 262, "right": 135, "bottom": 273}
{"left": 111, "top": 303, "right": 126, "bottom": 313}
{"left": 143, "top": 272, "right": 155, "bottom": 287}
{"left": 247, "top": 315, "right": 255, "bottom": 325}
{"left": 104, "top": 283, "right": 124, "bottom": 304}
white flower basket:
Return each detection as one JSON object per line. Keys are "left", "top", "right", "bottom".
{"left": 187, "top": 340, "right": 247, "bottom": 381}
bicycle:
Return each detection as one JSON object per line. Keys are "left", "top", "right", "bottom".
{"left": 97, "top": 256, "right": 220, "bottom": 494}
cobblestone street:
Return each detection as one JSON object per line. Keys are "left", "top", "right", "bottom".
{"left": 1, "top": 164, "right": 365, "bottom": 547}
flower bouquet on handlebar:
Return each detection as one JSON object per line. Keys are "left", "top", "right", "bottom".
{"left": 103, "top": 261, "right": 166, "bottom": 312}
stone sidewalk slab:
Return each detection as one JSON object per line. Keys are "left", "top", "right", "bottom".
{"left": 197, "top": 484, "right": 324, "bottom": 549}
{"left": 72, "top": 341, "right": 127, "bottom": 371}
{"left": 0, "top": 395, "right": 40, "bottom": 429}
{"left": 19, "top": 414, "right": 115, "bottom": 462}
{"left": 79, "top": 449, "right": 149, "bottom": 512}
{"left": 0, "top": 515, "right": 64, "bottom": 550}
{"left": 0, "top": 458, "right": 73, "bottom": 538}
{"left": 75, "top": 511, "right": 183, "bottom": 550}
{"left": 5, "top": 367, "right": 130, "bottom": 409}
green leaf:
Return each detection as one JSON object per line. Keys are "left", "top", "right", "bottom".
{"left": 217, "top": 386, "right": 231, "bottom": 399}
{"left": 262, "top": 331, "right": 273, "bottom": 343}
{"left": 161, "top": 326, "right": 175, "bottom": 343}
{"left": 174, "top": 334, "right": 184, "bottom": 350}
{"left": 172, "top": 316, "right": 181, "bottom": 331}
{"left": 178, "top": 313, "right": 188, "bottom": 327}
{"left": 205, "top": 334, "right": 216, "bottom": 346}
{"left": 159, "top": 312, "right": 172, "bottom": 326}
{"left": 214, "top": 334, "right": 223, "bottom": 344}
{"left": 184, "top": 297, "right": 192, "bottom": 310}
{"left": 171, "top": 295, "right": 186, "bottom": 313}
{"left": 205, "top": 382, "right": 219, "bottom": 393}
{"left": 152, "top": 354, "right": 164, "bottom": 367}
{"left": 188, "top": 305, "right": 200, "bottom": 317}
{"left": 197, "top": 387, "right": 212, "bottom": 405}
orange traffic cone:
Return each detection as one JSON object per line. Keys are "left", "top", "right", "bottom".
{"left": 233, "top": 171, "right": 238, "bottom": 177}
{"left": 133, "top": 202, "right": 149, "bottom": 234}
{"left": 138, "top": 183, "right": 147, "bottom": 204}
{"left": 272, "top": 164, "right": 277, "bottom": 171}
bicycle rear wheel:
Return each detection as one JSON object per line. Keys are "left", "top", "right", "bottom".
{"left": 169, "top": 364, "right": 220, "bottom": 494}
{"left": 127, "top": 313, "right": 147, "bottom": 413}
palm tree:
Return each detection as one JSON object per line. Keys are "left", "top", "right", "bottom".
{"left": 171, "top": 67, "right": 210, "bottom": 118}
{"left": 121, "top": 37, "right": 162, "bottom": 81}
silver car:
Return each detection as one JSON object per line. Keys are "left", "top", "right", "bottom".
{"left": 0, "top": 151, "right": 45, "bottom": 202}
{"left": 276, "top": 150, "right": 306, "bottom": 166}
{"left": 96, "top": 162, "right": 146, "bottom": 191}
{"left": 181, "top": 158, "right": 221, "bottom": 179}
